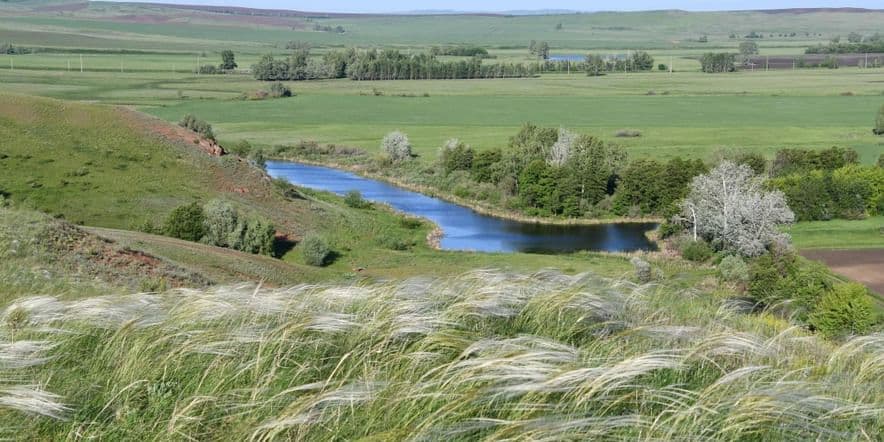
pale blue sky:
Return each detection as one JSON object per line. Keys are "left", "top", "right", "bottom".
{"left": 115, "top": 1, "right": 882, "bottom": 13}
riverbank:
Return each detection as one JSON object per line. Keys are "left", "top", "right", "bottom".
{"left": 270, "top": 156, "right": 664, "bottom": 227}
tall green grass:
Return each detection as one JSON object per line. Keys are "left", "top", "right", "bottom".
{"left": 1, "top": 271, "right": 880, "bottom": 439}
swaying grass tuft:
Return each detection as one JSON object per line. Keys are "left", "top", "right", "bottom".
{"left": 0, "top": 271, "right": 881, "bottom": 440}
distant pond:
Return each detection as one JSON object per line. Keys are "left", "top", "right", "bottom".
{"left": 548, "top": 54, "right": 585, "bottom": 62}
{"left": 266, "top": 161, "right": 658, "bottom": 254}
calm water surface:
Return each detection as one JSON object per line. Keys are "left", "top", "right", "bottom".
{"left": 266, "top": 161, "right": 658, "bottom": 254}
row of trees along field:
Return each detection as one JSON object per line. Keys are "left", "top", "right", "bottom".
{"left": 253, "top": 48, "right": 536, "bottom": 81}
{"left": 806, "top": 32, "right": 884, "bottom": 53}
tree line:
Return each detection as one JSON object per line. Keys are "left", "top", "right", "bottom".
{"left": 383, "top": 124, "right": 704, "bottom": 219}
{"left": 253, "top": 48, "right": 535, "bottom": 81}
{"left": 806, "top": 33, "right": 883, "bottom": 54}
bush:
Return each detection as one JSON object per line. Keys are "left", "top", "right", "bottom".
{"left": 179, "top": 114, "right": 215, "bottom": 141}
{"left": 658, "top": 64, "right": 667, "bottom": 71}
{"left": 344, "top": 190, "right": 371, "bottom": 209}
{"left": 718, "top": 255, "right": 749, "bottom": 283}
{"left": 614, "top": 129, "right": 641, "bottom": 138}
{"left": 197, "top": 64, "right": 220, "bottom": 75}
{"left": 382, "top": 131, "right": 413, "bottom": 162}
{"left": 440, "top": 139, "right": 474, "bottom": 174}
{"left": 658, "top": 221, "right": 683, "bottom": 239}
{"left": 229, "top": 140, "right": 253, "bottom": 156}
{"left": 163, "top": 202, "right": 206, "bottom": 242}
{"left": 809, "top": 283, "right": 875, "bottom": 339}
{"left": 631, "top": 257, "right": 652, "bottom": 283}
{"left": 241, "top": 217, "right": 276, "bottom": 256}
{"left": 680, "top": 240, "right": 713, "bottom": 262}
{"left": 269, "top": 82, "right": 292, "bottom": 98}
{"left": 203, "top": 199, "right": 244, "bottom": 249}
{"left": 748, "top": 252, "right": 834, "bottom": 320}
{"left": 301, "top": 234, "right": 332, "bottom": 267}
{"left": 247, "top": 149, "right": 266, "bottom": 169}
{"left": 734, "top": 152, "right": 766, "bottom": 175}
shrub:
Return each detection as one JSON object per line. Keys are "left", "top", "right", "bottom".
{"left": 197, "top": 64, "right": 220, "bottom": 75}
{"left": 241, "top": 217, "right": 276, "bottom": 256}
{"left": 658, "top": 64, "right": 667, "bottom": 71}
{"left": 809, "top": 283, "right": 875, "bottom": 339}
{"left": 718, "top": 255, "right": 749, "bottom": 283}
{"left": 247, "top": 149, "right": 266, "bottom": 169}
{"left": 203, "top": 199, "right": 244, "bottom": 249}
{"left": 614, "top": 129, "right": 641, "bottom": 138}
{"left": 269, "top": 82, "right": 292, "bottom": 98}
{"left": 748, "top": 252, "right": 834, "bottom": 320}
{"left": 229, "top": 140, "right": 253, "bottom": 156}
{"left": 301, "top": 234, "right": 332, "bottom": 267}
{"left": 179, "top": 114, "right": 215, "bottom": 141}
{"left": 163, "top": 202, "right": 206, "bottom": 242}
{"left": 344, "top": 190, "right": 371, "bottom": 209}
{"left": 382, "top": 131, "right": 413, "bottom": 162}
{"left": 657, "top": 220, "right": 682, "bottom": 239}
{"left": 440, "top": 139, "right": 474, "bottom": 174}
{"left": 734, "top": 152, "right": 766, "bottom": 175}
{"left": 471, "top": 148, "right": 501, "bottom": 183}
{"left": 631, "top": 257, "right": 653, "bottom": 283}
{"left": 680, "top": 240, "right": 713, "bottom": 262}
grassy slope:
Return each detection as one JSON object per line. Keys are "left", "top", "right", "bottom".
{"left": 1, "top": 271, "right": 880, "bottom": 440}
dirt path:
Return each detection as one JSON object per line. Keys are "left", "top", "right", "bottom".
{"left": 801, "top": 249, "right": 884, "bottom": 299}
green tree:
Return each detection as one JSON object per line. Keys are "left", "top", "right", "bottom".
{"left": 471, "top": 148, "right": 502, "bottom": 183}
{"left": 700, "top": 53, "right": 736, "bottom": 73}
{"left": 203, "top": 199, "right": 244, "bottom": 249}
{"left": 585, "top": 54, "right": 607, "bottom": 76}
{"left": 440, "top": 139, "right": 474, "bottom": 174}
{"left": 163, "top": 202, "right": 206, "bottom": 242}
{"left": 630, "top": 51, "right": 654, "bottom": 71}
{"left": 220, "top": 50, "right": 237, "bottom": 70}
{"left": 536, "top": 41, "right": 550, "bottom": 60}
{"left": 739, "top": 41, "right": 759, "bottom": 56}
{"left": 518, "top": 160, "right": 558, "bottom": 212}
{"left": 565, "top": 135, "right": 626, "bottom": 206}
{"left": 242, "top": 217, "right": 276, "bottom": 256}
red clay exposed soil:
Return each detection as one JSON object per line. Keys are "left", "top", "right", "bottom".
{"left": 43, "top": 218, "right": 210, "bottom": 289}
{"left": 119, "top": 107, "right": 225, "bottom": 157}
{"left": 801, "top": 249, "right": 884, "bottom": 296}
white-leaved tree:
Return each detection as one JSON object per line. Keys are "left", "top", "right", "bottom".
{"left": 546, "top": 127, "right": 576, "bottom": 167}
{"left": 382, "top": 131, "right": 413, "bottom": 162}
{"left": 681, "top": 161, "right": 794, "bottom": 257}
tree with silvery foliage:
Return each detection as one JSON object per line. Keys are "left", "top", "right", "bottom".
{"left": 382, "top": 131, "right": 413, "bottom": 162}
{"left": 681, "top": 161, "right": 794, "bottom": 257}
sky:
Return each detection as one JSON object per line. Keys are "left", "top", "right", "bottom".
{"left": 115, "top": 1, "right": 883, "bottom": 14}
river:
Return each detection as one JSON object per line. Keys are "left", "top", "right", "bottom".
{"left": 266, "top": 161, "right": 658, "bottom": 254}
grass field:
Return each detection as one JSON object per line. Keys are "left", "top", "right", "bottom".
{"left": 787, "top": 217, "right": 884, "bottom": 250}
